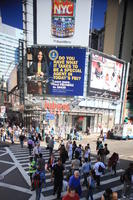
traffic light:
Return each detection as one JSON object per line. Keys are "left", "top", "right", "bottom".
{"left": 124, "top": 117, "right": 128, "bottom": 123}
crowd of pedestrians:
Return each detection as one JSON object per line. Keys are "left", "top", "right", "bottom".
{"left": 23, "top": 129, "right": 122, "bottom": 200}
{"left": 1, "top": 124, "right": 133, "bottom": 200}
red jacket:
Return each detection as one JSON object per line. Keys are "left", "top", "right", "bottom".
{"left": 62, "top": 193, "right": 79, "bottom": 200}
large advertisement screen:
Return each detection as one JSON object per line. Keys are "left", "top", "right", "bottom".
{"left": 88, "top": 52, "right": 124, "bottom": 99}
{"left": 37, "top": 0, "right": 91, "bottom": 47}
{"left": 27, "top": 47, "right": 86, "bottom": 96}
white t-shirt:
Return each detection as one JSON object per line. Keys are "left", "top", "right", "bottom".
{"left": 93, "top": 161, "right": 105, "bottom": 176}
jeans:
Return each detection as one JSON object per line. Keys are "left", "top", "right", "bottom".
{"left": 20, "top": 140, "right": 23, "bottom": 148}
{"left": 54, "top": 179, "right": 63, "bottom": 198}
{"left": 49, "top": 147, "right": 53, "bottom": 156}
{"left": 36, "top": 187, "right": 42, "bottom": 200}
{"left": 95, "top": 175, "right": 100, "bottom": 186}
{"left": 83, "top": 173, "right": 89, "bottom": 186}
{"left": 87, "top": 187, "right": 94, "bottom": 200}
{"left": 122, "top": 182, "right": 132, "bottom": 197}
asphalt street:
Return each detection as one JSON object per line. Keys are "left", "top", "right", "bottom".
{"left": 0, "top": 134, "right": 133, "bottom": 200}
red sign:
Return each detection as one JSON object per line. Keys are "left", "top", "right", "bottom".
{"left": 44, "top": 101, "right": 70, "bottom": 112}
{"left": 52, "top": 0, "right": 74, "bottom": 17}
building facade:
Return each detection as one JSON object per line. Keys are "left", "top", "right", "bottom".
{"left": 104, "top": 0, "right": 133, "bottom": 120}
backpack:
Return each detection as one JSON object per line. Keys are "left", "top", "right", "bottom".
{"left": 32, "top": 172, "right": 41, "bottom": 189}
{"left": 98, "top": 165, "right": 104, "bottom": 173}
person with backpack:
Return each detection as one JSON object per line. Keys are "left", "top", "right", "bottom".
{"left": 122, "top": 162, "right": 133, "bottom": 199}
{"left": 86, "top": 170, "right": 96, "bottom": 200}
{"left": 52, "top": 158, "right": 65, "bottom": 199}
{"left": 93, "top": 157, "right": 105, "bottom": 187}
{"left": 32, "top": 168, "right": 46, "bottom": 200}
{"left": 29, "top": 156, "right": 36, "bottom": 190}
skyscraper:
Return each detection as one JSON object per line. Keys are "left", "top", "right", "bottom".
{"left": 103, "top": 0, "right": 133, "bottom": 119}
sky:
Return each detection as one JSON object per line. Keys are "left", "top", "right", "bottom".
{"left": 92, "top": 0, "right": 107, "bottom": 29}
{"left": 0, "top": 0, "right": 107, "bottom": 30}
{"left": 0, "top": 0, "right": 23, "bottom": 30}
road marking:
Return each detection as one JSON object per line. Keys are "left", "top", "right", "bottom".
{"left": 5, "top": 147, "right": 31, "bottom": 186}
{"left": 0, "top": 182, "right": 32, "bottom": 195}
{"left": 29, "top": 192, "right": 45, "bottom": 200}
{"left": 81, "top": 184, "right": 124, "bottom": 200}
{"left": 0, "top": 160, "right": 14, "bottom": 165}
{"left": 0, "top": 152, "right": 8, "bottom": 157}
{"left": 1, "top": 165, "right": 16, "bottom": 177}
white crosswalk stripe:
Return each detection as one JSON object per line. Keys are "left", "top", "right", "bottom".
{"left": 9, "top": 145, "right": 125, "bottom": 200}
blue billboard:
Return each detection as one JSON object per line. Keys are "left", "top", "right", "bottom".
{"left": 27, "top": 47, "right": 86, "bottom": 96}
{"left": 48, "top": 47, "right": 86, "bottom": 96}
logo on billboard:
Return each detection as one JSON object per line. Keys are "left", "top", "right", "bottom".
{"left": 51, "top": 0, "right": 76, "bottom": 38}
{"left": 49, "top": 50, "right": 59, "bottom": 61}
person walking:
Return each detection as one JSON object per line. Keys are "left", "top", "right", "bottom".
{"left": 86, "top": 170, "right": 96, "bottom": 200}
{"left": 69, "top": 170, "right": 82, "bottom": 197}
{"left": 48, "top": 137, "right": 54, "bottom": 156}
{"left": 68, "top": 141, "right": 73, "bottom": 161}
{"left": 47, "top": 154, "right": 56, "bottom": 172}
{"left": 108, "top": 152, "right": 119, "bottom": 175}
{"left": 103, "top": 144, "right": 110, "bottom": 166}
{"left": 19, "top": 133, "right": 25, "bottom": 148}
{"left": 75, "top": 145, "right": 82, "bottom": 166}
{"left": 32, "top": 168, "right": 46, "bottom": 200}
{"left": 52, "top": 158, "right": 64, "bottom": 199}
{"left": 71, "top": 154, "right": 80, "bottom": 174}
{"left": 27, "top": 137, "right": 34, "bottom": 155}
{"left": 33, "top": 143, "right": 42, "bottom": 162}
{"left": 62, "top": 187, "right": 80, "bottom": 200}
{"left": 122, "top": 162, "right": 133, "bottom": 199}
{"left": 72, "top": 141, "right": 77, "bottom": 159}
{"left": 98, "top": 142, "right": 104, "bottom": 163}
{"left": 82, "top": 158, "right": 91, "bottom": 186}
{"left": 93, "top": 157, "right": 105, "bottom": 187}
{"left": 59, "top": 144, "right": 68, "bottom": 165}
{"left": 29, "top": 156, "right": 36, "bottom": 190}
{"left": 37, "top": 153, "right": 45, "bottom": 172}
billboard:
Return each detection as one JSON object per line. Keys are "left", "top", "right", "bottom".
{"left": 36, "top": 0, "right": 91, "bottom": 47}
{"left": 27, "top": 46, "right": 86, "bottom": 96}
{"left": 88, "top": 52, "right": 124, "bottom": 99}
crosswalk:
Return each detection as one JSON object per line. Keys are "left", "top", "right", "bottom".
{"left": 9, "top": 144, "right": 125, "bottom": 200}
